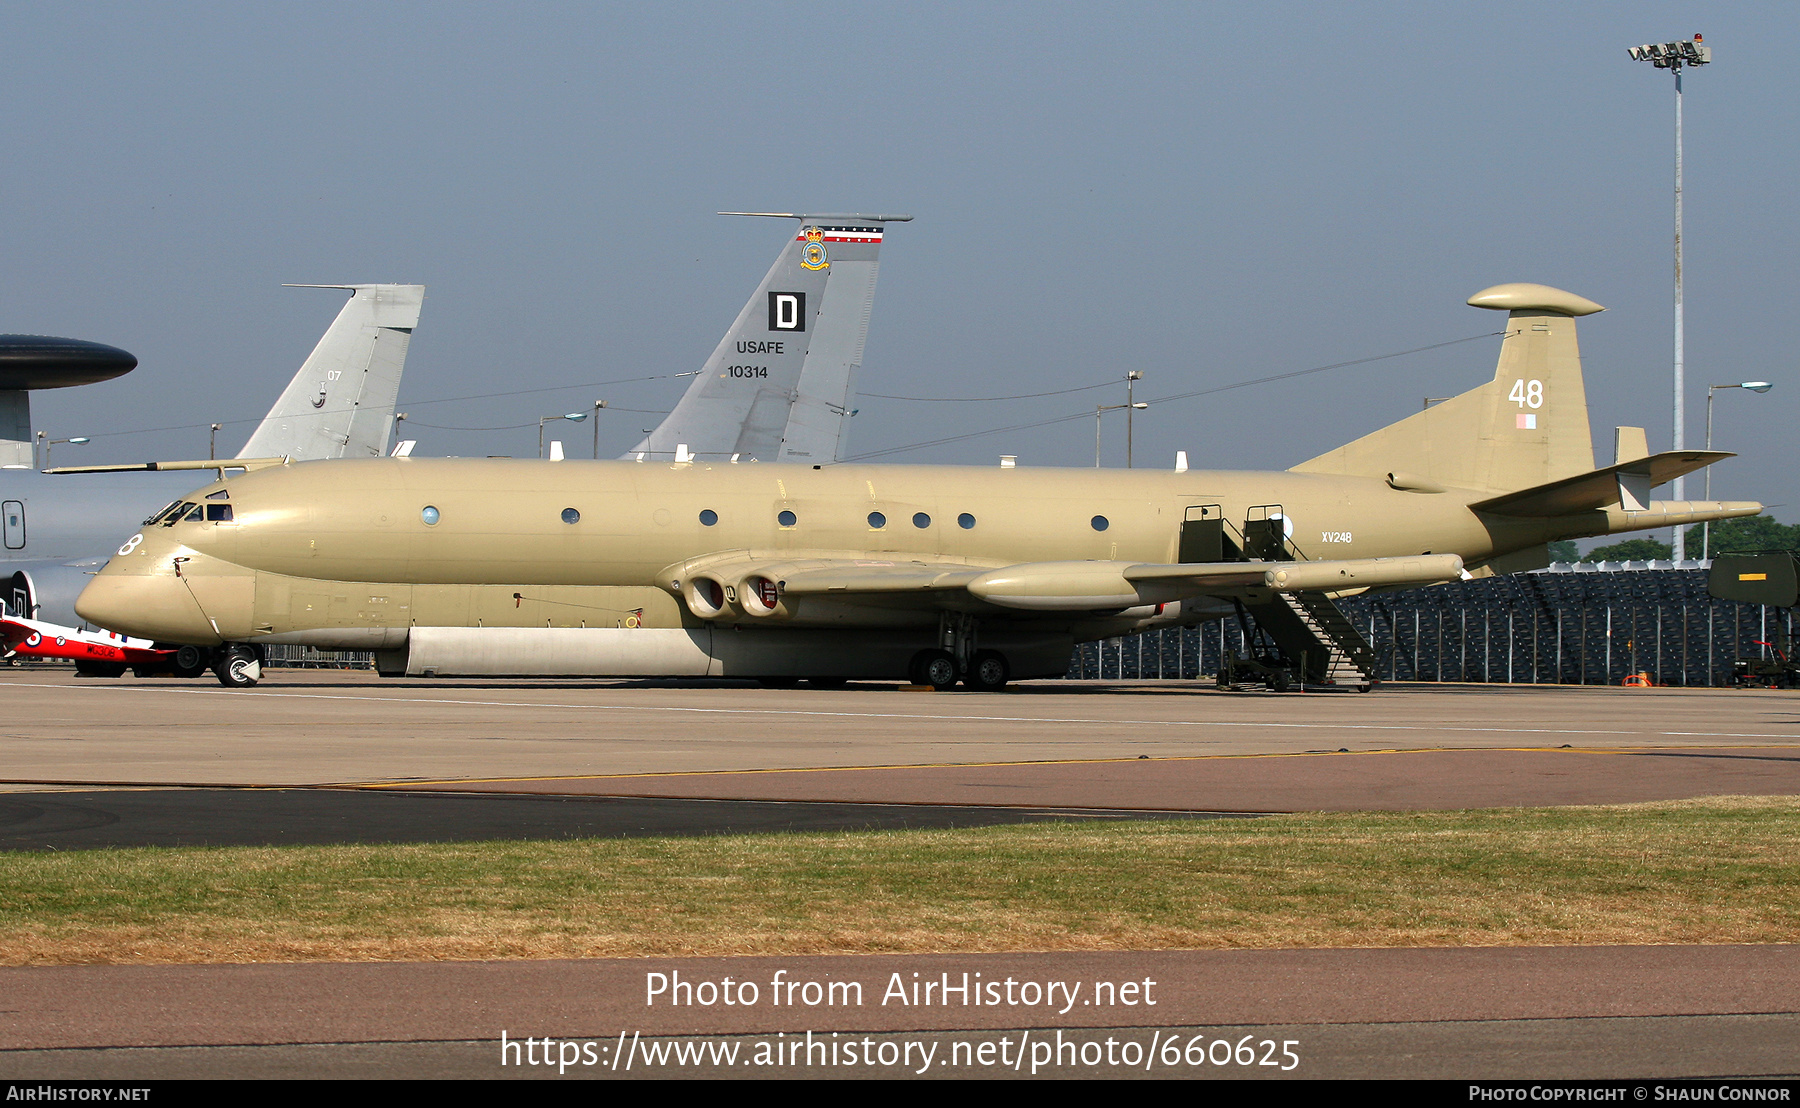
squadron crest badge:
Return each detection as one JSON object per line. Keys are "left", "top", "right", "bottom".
{"left": 799, "top": 226, "right": 830, "bottom": 270}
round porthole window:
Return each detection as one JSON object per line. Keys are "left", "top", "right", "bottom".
{"left": 1091, "top": 515, "right": 1109, "bottom": 531}
{"left": 561, "top": 507, "right": 580, "bottom": 524}
{"left": 778, "top": 510, "right": 797, "bottom": 527}
{"left": 958, "top": 513, "right": 976, "bottom": 529}
{"left": 699, "top": 509, "right": 718, "bottom": 526}
{"left": 912, "top": 512, "right": 931, "bottom": 528}
{"left": 421, "top": 506, "right": 440, "bottom": 526}
{"left": 868, "top": 511, "right": 886, "bottom": 528}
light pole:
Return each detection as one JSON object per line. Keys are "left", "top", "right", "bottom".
{"left": 1125, "top": 371, "right": 1143, "bottom": 468}
{"left": 209, "top": 423, "right": 223, "bottom": 460}
{"left": 591, "top": 400, "right": 607, "bottom": 459}
{"left": 42, "top": 436, "right": 89, "bottom": 469}
{"left": 1095, "top": 402, "right": 1147, "bottom": 467}
{"left": 1702, "top": 380, "right": 1772, "bottom": 559}
{"left": 1629, "top": 33, "right": 1711, "bottom": 560}
{"left": 538, "top": 411, "right": 588, "bottom": 458}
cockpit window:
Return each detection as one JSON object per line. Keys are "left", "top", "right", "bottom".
{"left": 205, "top": 504, "right": 234, "bottom": 522}
{"left": 182, "top": 504, "right": 205, "bottom": 523}
{"left": 205, "top": 490, "right": 229, "bottom": 501}
{"left": 144, "top": 501, "right": 182, "bottom": 526}
{"left": 162, "top": 502, "right": 197, "bottom": 526}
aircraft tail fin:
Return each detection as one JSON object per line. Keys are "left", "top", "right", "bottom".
{"left": 630, "top": 213, "right": 909, "bottom": 464}
{"left": 236, "top": 284, "right": 425, "bottom": 461}
{"left": 1291, "top": 283, "right": 1603, "bottom": 494}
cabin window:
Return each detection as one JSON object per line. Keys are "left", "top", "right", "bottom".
{"left": 699, "top": 509, "right": 718, "bottom": 526}
{"left": 867, "top": 511, "right": 886, "bottom": 529}
{"left": 958, "top": 513, "right": 976, "bottom": 530}
{"left": 912, "top": 512, "right": 931, "bottom": 529}
{"left": 421, "top": 506, "right": 440, "bottom": 526}
{"left": 205, "top": 504, "right": 233, "bottom": 522}
{"left": 777, "top": 510, "right": 797, "bottom": 527}
{"left": 561, "top": 508, "right": 580, "bottom": 524}
{"left": 2, "top": 500, "right": 22, "bottom": 550}
{"left": 1091, "top": 515, "right": 1109, "bottom": 531}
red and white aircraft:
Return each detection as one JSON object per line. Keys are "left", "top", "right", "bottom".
{"left": 0, "top": 613, "right": 174, "bottom": 673}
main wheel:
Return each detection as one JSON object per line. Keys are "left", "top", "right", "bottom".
{"left": 1270, "top": 670, "right": 1291, "bottom": 693}
{"left": 215, "top": 645, "right": 261, "bottom": 688}
{"left": 171, "top": 644, "right": 208, "bottom": 679}
{"left": 917, "top": 649, "right": 959, "bottom": 691}
{"left": 964, "top": 649, "right": 1009, "bottom": 691}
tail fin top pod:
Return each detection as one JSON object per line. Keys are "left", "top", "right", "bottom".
{"left": 237, "top": 284, "right": 425, "bottom": 462}
{"left": 631, "top": 213, "right": 909, "bottom": 464}
{"left": 1291, "top": 283, "right": 1603, "bottom": 494}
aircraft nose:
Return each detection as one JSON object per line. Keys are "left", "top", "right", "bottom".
{"left": 76, "top": 574, "right": 222, "bottom": 645}
{"left": 76, "top": 532, "right": 225, "bottom": 645}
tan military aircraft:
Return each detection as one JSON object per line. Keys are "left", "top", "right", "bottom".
{"left": 76, "top": 283, "right": 1758, "bottom": 690}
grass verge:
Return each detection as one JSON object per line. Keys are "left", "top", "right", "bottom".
{"left": 2, "top": 796, "right": 1796, "bottom": 965}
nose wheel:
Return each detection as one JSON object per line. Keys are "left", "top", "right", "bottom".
{"left": 214, "top": 644, "right": 263, "bottom": 688}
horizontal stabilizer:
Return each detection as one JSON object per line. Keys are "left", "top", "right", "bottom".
{"left": 46, "top": 457, "right": 289, "bottom": 476}
{"left": 1472, "top": 451, "right": 1732, "bottom": 517}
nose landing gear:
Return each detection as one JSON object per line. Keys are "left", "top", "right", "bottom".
{"left": 214, "top": 644, "right": 263, "bottom": 688}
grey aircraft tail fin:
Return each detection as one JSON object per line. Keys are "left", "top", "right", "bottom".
{"left": 236, "top": 284, "right": 425, "bottom": 461}
{"left": 630, "top": 213, "right": 909, "bottom": 464}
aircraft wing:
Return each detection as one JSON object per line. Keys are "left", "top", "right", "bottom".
{"left": 665, "top": 552, "right": 1463, "bottom": 618}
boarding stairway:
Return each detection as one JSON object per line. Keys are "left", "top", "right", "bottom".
{"left": 1246, "top": 591, "right": 1378, "bottom": 689}
{"left": 1183, "top": 504, "right": 1380, "bottom": 690}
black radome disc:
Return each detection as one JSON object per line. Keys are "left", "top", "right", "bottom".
{"left": 0, "top": 334, "right": 136, "bottom": 390}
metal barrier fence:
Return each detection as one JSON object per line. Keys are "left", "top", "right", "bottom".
{"left": 262, "top": 644, "right": 375, "bottom": 670}
{"left": 1066, "top": 565, "right": 1793, "bottom": 687}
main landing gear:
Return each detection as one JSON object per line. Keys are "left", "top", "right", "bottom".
{"left": 908, "top": 613, "right": 1010, "bottom": 691}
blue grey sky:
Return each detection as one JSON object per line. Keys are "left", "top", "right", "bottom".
{"left": 4, "top": 2, "right": 1793, "bottom": 520}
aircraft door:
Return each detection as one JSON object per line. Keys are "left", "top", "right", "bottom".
{"left": 2, "top": 500, "right": 23, "bottom": 550}
{"left": 1243, "top": 504, "right": 1292, "bottom": 561}
{"left": 1179, "top": 505, "right": 1224, "bottom": 563}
